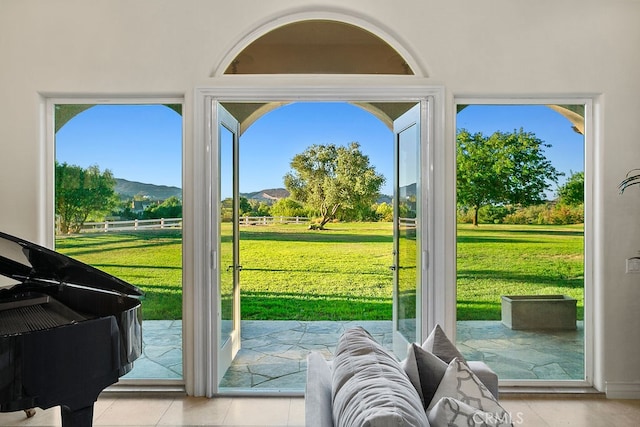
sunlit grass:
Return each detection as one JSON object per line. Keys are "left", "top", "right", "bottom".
{"left": 234, "top": 222, "right": 393, "bottom": 320}
{"left": 456, "top": 223, "right": 584, "bottom": 320}
{"left": 54, "top": 222, "right": 584, "bottom": 322}
{"left": 56, "top": 230, "right": 183, "bottom": 320}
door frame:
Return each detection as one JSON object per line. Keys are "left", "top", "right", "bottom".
{"left": 454, "top": 96, "right": 595, "bottom": 389}
{"left": 190, "top": 83, "right": 446, "bottom": 396}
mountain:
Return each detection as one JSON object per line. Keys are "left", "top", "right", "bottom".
{"left": 115, "top": 178, "right": 182, "bottom": 200}
{"left": 240, "top": 188, "right": 289, "bottom": 203}
{"left": 113, "top": 180, "right": 390, "bottom": 205}
{"left": 377, "top": 194, "right": 392, "bottom": 204}
{"left": 240, "top": 187, "right": 393, "bottom": 205}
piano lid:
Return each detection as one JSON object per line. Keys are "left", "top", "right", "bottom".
{"left": 0, "top": 231, "right": 143, "bottom": 297}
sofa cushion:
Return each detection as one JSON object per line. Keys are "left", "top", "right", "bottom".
{"left": 305, "top": 351, "right": 334, "bottom": 427}
{"left": 428, "top": 396, "right": 512, "bottom": 427}
{"left": 401, "top": 343, "right": 448, "bottom": 408}
{"left": 427, "top": 358, "right": 509, "bottom": 423}
{"left": 331, "top": 327, "right": 429, "bottom": 427}
{"left": 422, "top": 324, "right": 466, "bottom": 364}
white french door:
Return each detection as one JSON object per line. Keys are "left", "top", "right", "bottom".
{"left": 392, "top": 103, "right": 424, "bottom": 358}
{"left": 192, "top": 86, "right": 444, "bottom": 396}
{"left": 215, "top": 103, "right": 241, "bottom": 382}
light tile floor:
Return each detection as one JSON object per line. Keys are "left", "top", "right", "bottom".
{"left": 2, "top": 395, "right": 640, "bottom": 426}
{"left": 1, "top": 319, "right": 630, "bottom": 426}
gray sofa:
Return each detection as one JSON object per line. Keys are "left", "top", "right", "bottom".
{"left": 304, "top": 327, "right": 500, "bottom": 427}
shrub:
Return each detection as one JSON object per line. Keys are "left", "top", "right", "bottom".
{"left": 375, "top": 202, "right": 394, "bottom": 222}
{"left": 270, "top": 197, "right": 307, "bottom": 218}
{"left": 503, "top": 203, "right": 583, "bottom": 225}
{"left": 458, "top": 203, "right": 584, "bottom": 225}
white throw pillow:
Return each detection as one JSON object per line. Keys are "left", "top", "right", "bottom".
{"left": 428, "top": 396, "right": 513, "bottom": 427}
{"left": 427, "top": 358, "right": 511, "bottom": 425}
{"left": 331, "top": 327, "right": 429, "bottom": 427}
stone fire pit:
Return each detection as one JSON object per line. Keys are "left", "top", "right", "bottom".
{"left": 501, "top": 295, "right": 577, "bottom": 330}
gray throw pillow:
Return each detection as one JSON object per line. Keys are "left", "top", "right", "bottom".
{"left": 422, "top": 324, "right": 466, "bottom": 364}
{"left": 331, "top": 327, "right": 428, "bottom": 427}
{"left": 402, "top": 343, "right": 448, "bottom": 409}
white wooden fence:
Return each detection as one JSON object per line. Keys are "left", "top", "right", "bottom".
{"left": 81, "top": 218, "right": 182, "bottom": 233}
{"left": 399, "top": 217, "right": 417, "bottom": 229}
{"left": 238, "top": 216, "right": 310, "bottom": 226}
{"left": 80, "top": 216, "right": 309, "bottom": 233}
{"left": 81, "top": 216, "right": 415, "bottom": 233}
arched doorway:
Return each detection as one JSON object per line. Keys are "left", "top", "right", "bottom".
{"left": 213, "top": 99, "right": 426, "bottom": 392}
{"left": 191, "top": 84, "right": 444, "bottom": 397}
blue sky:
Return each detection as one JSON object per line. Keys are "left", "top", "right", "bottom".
{"left": 457, "top": 104, "right": 585, "bottom": 185}
{"left": 239, "top": 102, "right": 393, "bottom": 195}
{"left": 55, "top": 102, "right": 584, "bottom": 198}
{"left": 55, "top": 104, "right": 183, "bottom": 188}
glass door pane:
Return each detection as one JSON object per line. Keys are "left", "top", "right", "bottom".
{"left": 455, "top": 103, "right": 587, "bottom": 384}
{"left": 53, "top": 103, "right": 184, "bottom": 381}
{"left": 219, "top": 124, "right": 234, "bottom": 347}
{"left": 393, "top": 103, "right": 421, "bottom": 356}
{"left": 216, "top": 103, "right": 241, "bottom": 384}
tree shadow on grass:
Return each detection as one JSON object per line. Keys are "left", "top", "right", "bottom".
{"left": 90, "top": 263, "right": 181, "bottom": 271}
{"left": 457, "top": 269, "right": 584, "bottom": 290}
{"left": 238, "top": 231, "right": 392, "bottom": 244}
{"left": 59, "top": 240, "right": 181, "bottom": 258}
{"left": 457, "top": 236, "right": 545, "bottom": 244}
{"left": 240, "top": 290, "right": 392, "bottom": 321}
{"left": 139, "top": 286, "right": 183, "bottom": 320}
{"left": 456, "top": 300, "right": 502, "bottom": 320}
{"left": 242, "top": 267, "right": 389, "bottom": 276}
{"left": 56, "top": 235, "right": 143, "bottom": 250}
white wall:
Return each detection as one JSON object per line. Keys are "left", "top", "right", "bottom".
{"left": 1, "top": 0, "right": 639, "bottom": 397}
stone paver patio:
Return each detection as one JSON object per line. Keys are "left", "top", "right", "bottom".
{"left": 124, "top": 320, "right": 584, "bottom": 390}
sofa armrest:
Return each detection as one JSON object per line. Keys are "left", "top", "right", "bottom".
{"left": 305, "top": 352, "right": 334, "bottom": 427}
{"left": 467, "top": 361, "right": 499, "bottom": 399}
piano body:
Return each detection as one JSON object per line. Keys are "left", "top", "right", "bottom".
{"left": 0, "top": 231, "right": 143, "bottom": 427}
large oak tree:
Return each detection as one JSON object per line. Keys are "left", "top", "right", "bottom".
{"left": 457, "top": 128, "right": 561, "bottom": 226}
{"left": 284, "top": 142, "right": 385, "bottom": 229}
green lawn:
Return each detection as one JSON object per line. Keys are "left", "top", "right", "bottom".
{"left": 55, "top": 230, "right": 184, "bottom": 320}
{"left": 456, "top": 223, "right": 584, "bottom": 320}
{"left": 55, "top": 222, "right": 584, "bottom": 321}
{"left": 227, "top": 222, "right": 394, "bottom": 320}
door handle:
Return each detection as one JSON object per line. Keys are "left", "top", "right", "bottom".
{"left": 227, "top": 265, "right": 243, "bottom": 272}
{"left": 389, "top": 265, "right": 397, "bottom": 271}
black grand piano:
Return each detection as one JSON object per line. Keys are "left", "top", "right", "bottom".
{"left": 0, "top": 231, "right": 143, "bottom": 427}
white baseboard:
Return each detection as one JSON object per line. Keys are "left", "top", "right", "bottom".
{"left": 605, "top": 382, "right": 640, "bottom": 399}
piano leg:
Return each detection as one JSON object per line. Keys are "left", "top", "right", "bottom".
{"left": 61, "top": 404, "right": 94, "bottom": 427}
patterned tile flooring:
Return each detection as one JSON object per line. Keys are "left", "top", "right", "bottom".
{"left": 123, "top": 320, "right": 584, "bottom": 389}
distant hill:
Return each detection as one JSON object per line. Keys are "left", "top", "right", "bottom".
{"left": 114, "top": 180, "right": 391, "bottom": 205}
{"left": 240, "top": 188, "right": 290, "bottom": 203}
{"left": 377, "top": 194, "right": 392, "bottom": 204}
{"left": 115, "top": 178, "right": 182, "bottom": 201}
{"left": 240, "top": 187, "right": 393, "bottom": 205}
